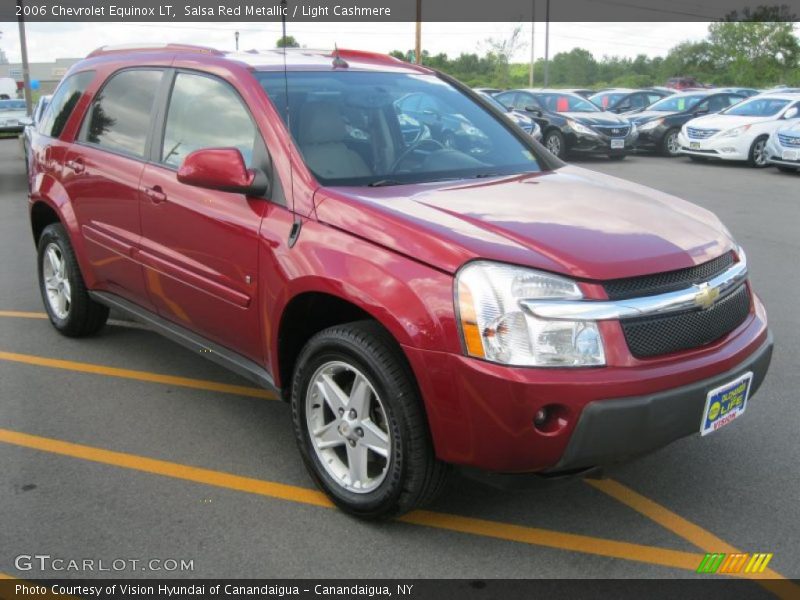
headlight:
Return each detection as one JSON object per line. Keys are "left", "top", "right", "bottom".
{"left": 719, "top": 124, "right": 751, "bottom": 138}
{"left": 456, "top": 261, "right": 605, "bottom": 367}
{"left": 638, "top": 118, "right": 663, "bottom": 131}
{"left": 567, "top": 119, "right": 597, "bottom": 136}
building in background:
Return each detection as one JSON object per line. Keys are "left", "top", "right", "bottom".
{"left": 0, "top": 57, "right": 80, "bottom": 96}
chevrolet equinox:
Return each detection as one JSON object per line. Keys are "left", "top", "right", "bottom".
{"left": 27, "top": 45, "right": 773, "bottom": 518}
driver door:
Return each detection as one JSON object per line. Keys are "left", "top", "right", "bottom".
{"left": 138, "top": 71, "right": 269, "bottom": 362}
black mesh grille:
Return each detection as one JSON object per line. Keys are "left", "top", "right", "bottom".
{"left": 620, "top": 284, "right": 751, "bottom": 358}
{"left": 603, "top": 252, "right": 735, "bottom": 300}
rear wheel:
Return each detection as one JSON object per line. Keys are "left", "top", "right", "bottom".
{"left": 661, "top": 128, "right": 681, "bottom": 157}
{"left": 291, "top": 321, "right": 448, "bottom": 519}
{"left": 747, "top": 136, "right": 769, "bottom": 168}
{"left": 37, "top": 223, "right": 109, "bottom": 337}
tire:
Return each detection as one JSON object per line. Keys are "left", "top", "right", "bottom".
{"left": 544, "top": 130, "right": 566, "bottom": 159}
{"left": 291, "top": 320, "right": 448, "bottom": 519}
{"left": 660, "top": 128, "right": 681, "bottom": 157}
{"left": 688, "top": 155, "right": 708, "bottom": 162}
{"left": 777, "top": 165, "right": 798, "bottom": 173}
{"left": 37, "top": 223, "right": 109, "bottom": 337}
{"left": 747, "top": 136, "right": 769, "bottom": 168}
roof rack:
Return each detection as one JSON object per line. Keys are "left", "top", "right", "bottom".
{"left": 87, "top": 44, "right": 224, "bottom": 58}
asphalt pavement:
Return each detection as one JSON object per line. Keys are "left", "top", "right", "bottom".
{"left": 1, "top": 139, "right": 798, "bottom": 591}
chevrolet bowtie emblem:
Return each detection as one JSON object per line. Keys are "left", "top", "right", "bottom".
{"left": 694, "top": 283, "right": 720, "bottom": 309}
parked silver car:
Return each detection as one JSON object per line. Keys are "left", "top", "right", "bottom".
{"left": 0, "top": 99, "right": 27, "bottom": 136}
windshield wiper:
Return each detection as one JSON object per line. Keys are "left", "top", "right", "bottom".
{"left": 367, "top": 179, "right": 404, "bottom": 187}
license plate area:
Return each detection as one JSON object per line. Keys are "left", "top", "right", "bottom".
{"left": 610, "top": 138, "right": 625, "bottom": 149}
{"left": 690, "top": 142, "right": 701, "bottom": 150}
{"left": 700, "top": 372, "right": 752, "bottom": 436}
{"left": 782, "top": 149, "right": 799, "bottom": 161}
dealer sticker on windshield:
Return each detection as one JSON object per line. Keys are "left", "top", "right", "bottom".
{"left": 700, "top": 372, "right": 753, "bottom": 436}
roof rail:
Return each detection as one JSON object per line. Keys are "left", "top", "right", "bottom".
{"left": 87, "top": 44, "right": 224, "bottom": 58}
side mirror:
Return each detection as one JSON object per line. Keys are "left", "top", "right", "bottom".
{"left": 694, "top": 106, "right": 709, "bottom": 115}
{"left": 616, "top": 103, "right": 631, "bottom": 112}
{"left": 784, "top": 107, "right": 798, "bottom": 120}
{"left": 177, "top": 148, "right": 268, "bottom": 196}
{"left": 20, "top": 117, "right": 33, "bottom": 127}
{"left": 525, "top": 106, "right": 542, "bottom": 117}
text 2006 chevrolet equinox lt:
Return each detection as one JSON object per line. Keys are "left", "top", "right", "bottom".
{"left": 28, "top": 46, "right": 772, "bottom": 518}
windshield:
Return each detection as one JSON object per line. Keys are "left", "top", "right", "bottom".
{"left": 257, "top": 71, "right": 541, "bottom": 186}
{"left": 648, "top": 94, "right": 706, "bottom": 112}
{"left": 533, "top": 93, "right": 599, "bottom": 113}
{"left": 722, "top": 97, "right": 791, "bottom": 117}
{"left": 0, "top": 100, "right": 26, "bottom": 111}
{"left": 589, "top": 92, "right": 626, "bottom": 109}
{"left": 478, "top": 91, "right": 511, "bottom": 113}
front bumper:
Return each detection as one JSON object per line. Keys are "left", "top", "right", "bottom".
{"left": 567, "top": 128, "right": 638, "bottom": 155}
{"left": 677, "top": 131, "right": 751, "bottom": 161}
{"left": 404, "top": 293, "right": 770, "bottom": 473}
{"left": 766, "top": 135, "right": 800, "bottom": 168}
{"left": 632, "top": 125, "right": 669, "bottom": 150}
{"left": 551, "top": 331, "right": 772, "bottom": 472}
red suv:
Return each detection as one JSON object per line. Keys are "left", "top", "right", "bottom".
{"left": 28, "top": 45, "right": 772, "bottom": 518}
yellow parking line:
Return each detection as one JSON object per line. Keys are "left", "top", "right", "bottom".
{"left": 0, "top": 350, "right": 277, "bottom": 401}
{"left": 0, "top": 428, "right": 706, "bottom": 573}
{"left": 0, "top": 310, "right": 48, "bottom": 319}
{"left": 587, "top": 479, "right": 797, "bottom": 598}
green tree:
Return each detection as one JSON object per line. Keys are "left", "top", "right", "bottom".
{"left": 276, "top": 35, "right": 300, "bottom": 48}
{"left": 549, "top": 48, "right": 598, "bottom": 85}
{"left": 707, "top": 21, "right": 800, "bottom": 85}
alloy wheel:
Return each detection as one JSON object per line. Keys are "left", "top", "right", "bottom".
{"left": 42, "top": 243, "right": 71, "bottom": 320}
{"left": 305, "top": 361, "right": 392, "bottom": 494}
{"left": 546, "top": 134, "right": 561, "bottom": 156}
{"left": 753, "top": 139, "right": 767, "bottom": 166}
{"left": 666, "top": 131, "right": 680, "bottom": 156}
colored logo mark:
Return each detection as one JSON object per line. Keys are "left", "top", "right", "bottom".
{"left": 697, "top": 552, "right": 773, "bottom": 574}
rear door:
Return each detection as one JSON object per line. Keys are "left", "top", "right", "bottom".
{"left": 63, "top": 68, "right": 165, "bottom": 309}
{"left": 138, "top": 70, "right": 268, "bottom": 362}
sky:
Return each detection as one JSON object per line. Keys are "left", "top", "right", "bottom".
{"left": 0, "top": 21, "right": 712, "bottom": 65}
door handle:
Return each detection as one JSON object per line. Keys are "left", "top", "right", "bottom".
{"left": 142, "top": 185, "right": 167, "bottom": 204}
{"left": 65, "top": 158, "right": 84, "bottom": 174}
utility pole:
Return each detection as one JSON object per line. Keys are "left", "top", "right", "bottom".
{"left": 235, "top": 31, "right": 239, "bottom": 51}
{"left": 543, "top": 0, "right": 550, "bottom": 87}
{"left": 414, "top": 0, "right": 422, "bottom": 64}
{"left": 17, "top": 0, "right": 32, "bottom": 115}
{"left": 529, "top": 0, "right": 535, "bottom": 87}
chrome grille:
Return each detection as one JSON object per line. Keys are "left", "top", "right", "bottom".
{"left": 687, "top": 127, "right": 719, "bottom": 139}
{"left": 778, "top": 133, "right": 800, "bottom": 147}
{"left": 594, "top": 125, "right": 630, "bottom": 137}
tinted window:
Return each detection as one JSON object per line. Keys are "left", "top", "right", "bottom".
{"left": 39, "top": 71, "right": 94, "bottom": 138}
{"left": 81, "top": 69, "right": 163, "bottom": 157}
{"left": 589, "top": 92, "right": 626, "bottom": 109}
{"left": 648, "top": 94, "right": 706, "bottom": 112}
{"left": 629, "top": 93, "right": 648, "bottom": 109}
{"left": 707, "top": 94, "right": 737, "bottom": 112}
{"left": 514, "top": 93, "right": 540, "bottom": 111}
{"left": 494, "top": 92, "right": 517, "bottom": 109}
{"left": 161, "top": 73, "right": 257, "bottom": 168}
{"left": 647, "top": 93, "right": 664, "bottom": 105}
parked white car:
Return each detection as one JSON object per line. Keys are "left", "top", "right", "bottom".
{"left": 677, "top": 94, "right": 800, "bottom": 167}
{"left": 766, "top": 119, "right": 800, "bottom": 173}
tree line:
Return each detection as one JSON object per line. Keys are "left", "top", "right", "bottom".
{"left": 388, "top": 20, "right": 800, "bottom": 89}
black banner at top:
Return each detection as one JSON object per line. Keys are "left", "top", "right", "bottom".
{"left": 4, "top": 0, "right": 800, "bottom": 22}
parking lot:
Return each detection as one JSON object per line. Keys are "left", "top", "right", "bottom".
{"left": 1, "top": 138, "right": 798, "bottom": 592}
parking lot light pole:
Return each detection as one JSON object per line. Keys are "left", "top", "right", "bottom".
{"left": 543, "top": 0, "right": 550, "bottom": 87}
{"left": 529, "top": 1, "right": 535, "bottom": 87}
{"left": 415, "top": 0, "right": 422, "bottom": 64}
{"left": 16, "top": 0, "right": 33, "bottom": 116}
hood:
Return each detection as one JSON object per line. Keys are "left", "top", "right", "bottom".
{"left": 561, "top": 111, "right": 629, "bottom": 126}
{"left": 686, "top": 114, "right": 776, "bottom": 130}
{"left": 0, "top": 109, "right": 27, "bottom": 119}
{"left": 629, "top": 110, "right": 676, "bottom": 123}
{"left": 314, "top": 166, "right": 733, "bottom": 281}
{"left": 776, "top": 120, "right": 800, "bottom": 134}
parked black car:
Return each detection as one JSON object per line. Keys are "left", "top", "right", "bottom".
{"left": 495, "top": 88, "right": 636, "bottom": 159}
{"left": 626, "top": 90, "right": 746, "bottom": 156}
{"left": 589, "top": 88, "right": 673, "bottom": 113}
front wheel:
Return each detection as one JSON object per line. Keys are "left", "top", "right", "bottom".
{"left": 291, "top": 321, "right": 448, "bottom": 519}
{"left": 543, "top": 130, "right": 566, "bottom": 159}
{"left": 37, "top": 223, "right": 109, "bottom": 337}
{"left": 747, "top": 136, "right": 769, "bottom": 168}
{"left": 661, "top": 129, "right": 681, "bottom": 157}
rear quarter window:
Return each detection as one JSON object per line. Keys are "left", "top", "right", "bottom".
{"left": 38, "top": 71, "right": 95, "bottom": 139}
